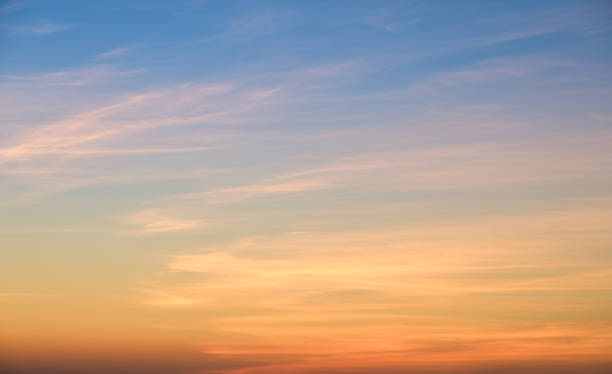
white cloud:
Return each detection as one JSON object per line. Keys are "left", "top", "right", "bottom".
{"left": 96, "top": 46, "right": 131, "bottom": 59}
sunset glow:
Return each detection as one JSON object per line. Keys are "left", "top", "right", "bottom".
{"left": 1, "top": 1, "right": 612, "bottom": 373}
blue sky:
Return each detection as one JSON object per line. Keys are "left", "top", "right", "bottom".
{"left": 1, "top": 0, "right": 611, "bottom": 234}
{"left": 3, "top": 1, "right": 611, "bottom": 77}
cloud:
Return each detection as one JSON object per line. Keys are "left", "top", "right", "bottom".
{"left": 161, "top": 128, "right": 612, "bottom": 206}
{"left": 417, "top": 57, "right": 575, "bottom": 88}
{"left": 144, "top": 200, "right": 612, "bottom": 314}
{"left": 198, "top": 12, "right": 286, "bottom": 44}
{"left": 2, "top": 3, "right": 611, "bottom": 372}
{"left": 0, "top": 58, "right": 381, "bottom": 201}
{"left": 96, "top": 46, "right": 131, "bottom": 59}
{"left": 117, "top": 209, "right": 206, "bottom": 234}
{"left": 470, "top": 3, "right": 600, "bottom": 48}
{"left": 31, "top": 23, "right": 70, "bottom": 34}
{"left": 0, "top": 77, "right": 280, "bottom": 198}
{"left": 138, "top": 203, "right": 612, "bottom": 370}
{"left": 362, "top": 10, "right": 419, "bottom": 33}
{"left": 1, "top": 145, "right": 215, "bottom": 157}
{"left": 176, "top": 179, "right": 330, "bottom": 204}
{"left": 2, "top": 54, "right": 610, "bottom": 210}
{"left": 363, "top": 17, "right": 400, "bottom": 32}
{"left": 3, "top": 23, "right": 71, "bottom": 35}
{"left": 0, "top": 81, "right": 277, "bottom": 163}
{"left": 0, "top": 66, "right": 145, "bottom": 87}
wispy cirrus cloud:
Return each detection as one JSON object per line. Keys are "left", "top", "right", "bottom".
{"left": 138, "top": 200, "right": 612, "bottom": 370}
{"left": 118, "top": 209, "right": 206, "bottom": 235}
{"left": 160, "top": 128, "right": 612, "bottom": 206}
{"left": 0, "top": 80, "right": 280, "bottom": 204}
{"left": 96, "top": 46, "right": 131, "bottom": 59}
{"left": 0, "top": 80, "right": 276, "bottom": 164}
{"left": 0, "top": 66, "right": 145, "bottom": 87}
{"left": 419, "top": 56, "right": 576, "bottom": 88}
{"left": 2, "top": 23, "right": 71, "bottom": 35}
{"left": 198, "top": 12, "right": 287, "bottom": 44}
{"left": 362, "top": 6, "right": 419, "bottom": 33}
{"left": 0, "top": 59, "right": 370, "bottom": 201}
{"left": 174, "top": 179, "right": 331, "bottom": 204}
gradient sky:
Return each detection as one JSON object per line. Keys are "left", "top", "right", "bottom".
{"left": 1, "top": 1, "right": 612, "bottom": 373}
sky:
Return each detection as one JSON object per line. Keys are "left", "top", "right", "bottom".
{"left": 1, "top": 0, "right": 612, "bottom": 373}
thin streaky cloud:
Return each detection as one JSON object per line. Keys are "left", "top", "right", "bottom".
{"left": 0, "top": 66, "right": 146, "bottom": 87}
{"left": 96, "top": 46, "right": 131, "bottom": 59}
{"left": 0, "top": 146, "right": 217, "bottom": 157}
{"left": 197, "top": 12, "right": 286, "bottom": 45}
{"left": 2, "top": 23, "right": 71, "bottom": 35}
{"left": 0, "top": 81, "right": 275, "bottom": 164}
{"left": 117, "top": 209, "right": 206, "bottom": 235}
{"left": 163, "top": 129, "right": 612, "bottom": 205}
